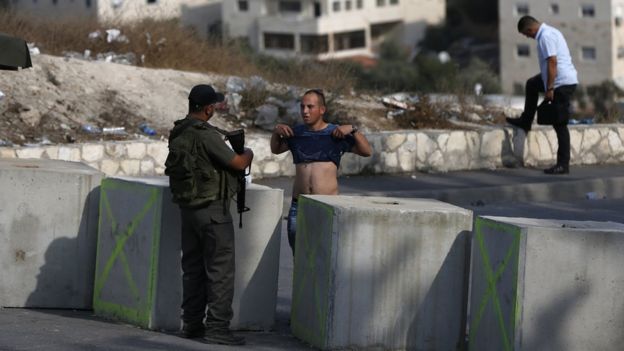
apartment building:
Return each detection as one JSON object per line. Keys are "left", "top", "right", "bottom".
{"left": 500, "top": 0, "right": 624, "bottom": 94}
{"left": 6, "top": 0, "right": 221, "bottom": 38}
{"left": 222, "top": 0, "right": 445, "bottom": 59}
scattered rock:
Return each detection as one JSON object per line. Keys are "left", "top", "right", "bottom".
{"left": 249, "top": 75, "right": 268, "bottom": 91}
{"left": 278, "top": 100, "right": 300, "bottom": 125}
{"left": 226, "top": 76, "right": 246, "bottom": 94}
{"left": 19, "top": 108, "right": 42, "bottom": 127}
{"left": 226, "top": 93, "right": 243, "bottom": 116}
{"left": 254, "top": 104, "right": 279, "bottom": 130}
{"left": 466, "top": 112, "right": 482, "bottom": 122}
{"left": 0, "top": 53, "right": 520, "bottom": 146}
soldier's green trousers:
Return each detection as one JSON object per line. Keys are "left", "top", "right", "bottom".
{"left": 179, "top": 200, "right": 235, "bottom": 330}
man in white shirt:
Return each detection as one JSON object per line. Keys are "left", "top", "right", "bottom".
{"left": 506, "top": 15, "right": 578, "bottom": 174}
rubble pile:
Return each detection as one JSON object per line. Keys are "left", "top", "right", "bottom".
{"left": 0, "top": 51, "right": 523, "bottom": 147}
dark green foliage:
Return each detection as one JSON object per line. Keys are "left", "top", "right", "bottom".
{"left": 357, "top": 60, "right": 420, "bottom": 92}
{"left": 379, "top": 40, "right": 410, "bottom": 61}
{"left": 585, "top": 81, "right": 624, "bottom": 123}
{"left": 456, "top": 58, "right": 501, "bottom": 94}
{"left": 420, "top": 24, "right": 463, "bottom": 52}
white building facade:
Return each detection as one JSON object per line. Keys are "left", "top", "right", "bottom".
{"left": 500, "top": 0, "right": 624, "bottom": 93}
{"left": 7, "top": 0, "right": 221, "bottom": 38}
{"left": 222, "top": 0, "right": 445, "bottom": 59}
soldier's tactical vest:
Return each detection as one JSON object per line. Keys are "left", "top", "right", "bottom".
{"left": 164, "top": 119, "right": 236, "bottom": 208}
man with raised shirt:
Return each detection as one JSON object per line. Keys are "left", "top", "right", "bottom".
{"left": 270, "top": 89, "right": 372, "bottom": 255}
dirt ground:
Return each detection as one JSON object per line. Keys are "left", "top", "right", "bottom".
{"left": 0, "top": 54, "right": 512, "bottom": 147}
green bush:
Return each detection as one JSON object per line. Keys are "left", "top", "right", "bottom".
{"left": 455, "top": 58, "right": 501, "bottom": 94}
{"left": 585, "top": 81, "right": 624, "bottom": 123}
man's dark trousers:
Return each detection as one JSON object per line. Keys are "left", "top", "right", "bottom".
{"left": 522, "top": 74, "right": 577, "bottom": 167}
{"left": 180, "top": 201, "right": 235, "bottom": 330}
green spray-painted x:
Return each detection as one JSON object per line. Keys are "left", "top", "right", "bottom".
{"left": 93, "top": 180, "right": 161, "bottom": 326}
{"left": 291, "top": 198, "right": 334, "bottom": 346}
{"left": 469, "top": 218, "right": 521, "bottom": 351}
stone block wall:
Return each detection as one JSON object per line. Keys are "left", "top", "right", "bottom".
{"left": 1, "top": 124, "right": 623, "bottom": 178}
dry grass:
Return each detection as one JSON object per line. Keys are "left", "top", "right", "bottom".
{"left": 0, "top": 10, "right": 355, "bottom": 94}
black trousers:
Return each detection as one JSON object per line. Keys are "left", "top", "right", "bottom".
{"left": 179, "top": 201, "right": 235, "bottom": 329}
{"left": 522, "top": 74, "right": 577, "bottom": 167}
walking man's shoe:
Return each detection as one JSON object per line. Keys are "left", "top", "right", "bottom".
{"left": 204, "top": 328, "right": 246, "bottom": 345}
{"left": 544, "top": 164, "right": 569, "bottom": 174}
{"left": 506, "top": 117, "right": 531, "bottom": 133}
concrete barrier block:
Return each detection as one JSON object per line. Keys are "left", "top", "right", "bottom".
{"left": 469, "top": 216, "right": 624, "bottom": 351}
{"left": 292, "top": 195, "right": 473, "bottom": 350}
{"left": 0, "top": 159, "right": 103, "bottom": 308}
{"left": 93, "top": 177, "right": 282, "bottom": 331}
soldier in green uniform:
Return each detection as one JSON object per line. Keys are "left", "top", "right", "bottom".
{"left": 165, "top": 84, "right": 254, "bottom": 345}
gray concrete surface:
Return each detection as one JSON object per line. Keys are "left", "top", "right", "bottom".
{"left": 94, "top": 177, "right": 283, "bottom": 331}
{"left": 259, "top": 164, "right": 624, "bottom": 222}
{"left": 1, "top": 164, "right": 623, "bottom": 350}
{"left": 469, "top": 216, "right": 624, "bottom": 351}
{"left": 0, "top": 159, "right": 103, "bottom": 309}
{"left": 292, "top": 196, "right": 472, "bottom": 350}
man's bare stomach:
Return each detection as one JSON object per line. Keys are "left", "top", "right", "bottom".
{"left": 292, "top": 162, "right": 339, "bottom": 199}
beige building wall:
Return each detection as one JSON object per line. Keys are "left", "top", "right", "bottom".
{"left": 222, "top": 0, "right": 444, "bottom": 59}
{"left": 612, "top": 0, "right": 624, "bottom": 86}
{"left": 500, "top": 0, "right": 619, "bottom": 93}
{"left": 222, "top": 0, "right": 268, "bottom": 49}
{"left": 97, "top": 0, "right": 184, "bottom": 21}
{"left": 9, "top": 0, "right": 221, "bottom": 38}
{"left": 9, "top": 0, "right": 97, "bottom": 19}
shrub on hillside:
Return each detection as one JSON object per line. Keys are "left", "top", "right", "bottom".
{"left": 0, "top": 10, "right": 355, "bottom": 94}
{"left": 583, "top": 81, "right": 624, "bottom": 123}
{"left": 455, "top": 58, "right": 501, "bottom": 94}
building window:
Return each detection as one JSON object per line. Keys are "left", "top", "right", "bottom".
{"left": 264, "top": 33, "right": 295, "bottom": 50}
{"left": 390, "top": 0, "right": 399, "bottom": 4}
{"left": 582, "top": 46, "right": 596, "bottom": 60}
{"left": 618, "top": 46, "right": 624, "bottom": 59}
{"left": 333, "top": 0, "right": 340, "bottom": 11}
{"left": 581, "top": 4, "right": 595, "bottom": 18}
{"left": 345, "top": 0, "right": 351, "bottom": 10}
{"left": 516, "top": 44, "right": 530, "bottom": 57}
{"left": 376, "top": 0, "right": 385, "bottom": 7}
{"left": 334, "top": 30, "right": 366, "bottom": 51}
{"left": 515, "top": 3, "right": 529, "bottom": 16}
{"left": 147, "top": 0, "right": 157, "bottom": 4}
{"left": 238, "top": 0, "right": 248, "bottom": 11}
{"left": 314, "top": 1, "right": 321, "bottom": 16}
{"left": 356, "top": 0, "right": 363, "bottom": 9}
{"left": 550, "top": 3, "right": 559, "bottom": 15}
{"left": 371, "top": 21, "right": 401, "bottom": 39}
{"left": 301, "top": 34, "right": 329, "bottom": 54}
{"left": 279, "top": 0, "right": 301, "bottom": 13}
{"left": 86, "top": 0, "right": 91, "bottom": 7}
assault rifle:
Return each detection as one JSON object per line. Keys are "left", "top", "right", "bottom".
{"left": 224, "top": 129, "right": 250, "bottom": 228}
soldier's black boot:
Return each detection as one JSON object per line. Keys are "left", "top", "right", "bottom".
{"left": 204, "top": 327, "right": 246, "bottom": 345}
{"left": 180, "top": 323, "right": 204, "bottom": 339}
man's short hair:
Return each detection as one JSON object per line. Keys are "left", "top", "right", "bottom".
{"left": 517, "top": 15, "right": 538, "bottom": 32}
{"left": 303, "top": 89, "right": 326, "bottom": 108}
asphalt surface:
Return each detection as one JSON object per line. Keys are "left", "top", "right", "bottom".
{"left": 1, "top": 164, "right": 623, "bottom": 350}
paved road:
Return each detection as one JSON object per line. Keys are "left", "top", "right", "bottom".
{"left": 1, "top": 165, "right": 623, "bottom": 350}
{"left": 258, "top": 164, "right": 624, "bottom": 222}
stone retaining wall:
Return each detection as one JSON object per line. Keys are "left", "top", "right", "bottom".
{"left": 1, "top": 124, "right": 623, "bottom": 178}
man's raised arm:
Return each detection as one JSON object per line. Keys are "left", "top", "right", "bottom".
{"left": 270, "top": 124, "right": 293, "bottom": 154}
